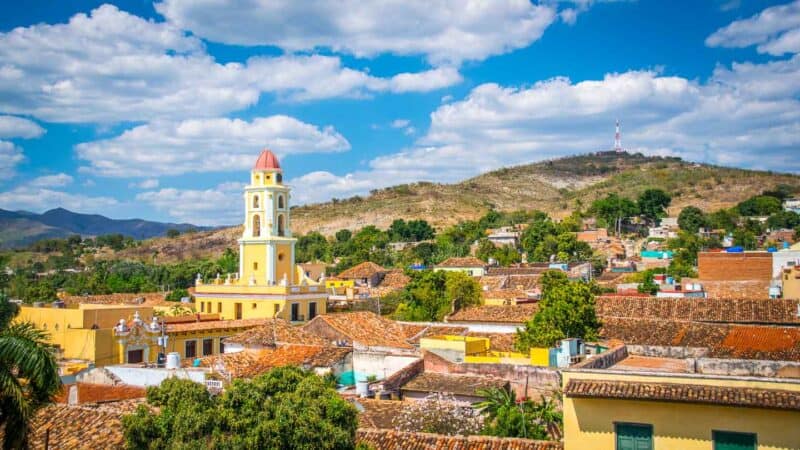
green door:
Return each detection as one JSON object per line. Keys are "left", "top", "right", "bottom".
{"left": 713, "top": 431, "right": 756, "bottom": 450}
{"left": 616, "top": 423, "right": 653, "bottom": 450}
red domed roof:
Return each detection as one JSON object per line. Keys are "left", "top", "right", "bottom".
{"left": 254, "top": 149, "right": 281, "bottom": 172}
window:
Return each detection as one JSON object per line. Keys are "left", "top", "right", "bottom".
{"left": 219, "top": 337, "right": 226, "bottom": 354}
{"left": 278, "top": 253, "right": 284, "bottom": 261}
{"left": 276, "top": 173, "right": 282, "bottom": 183}
{"left": 185, "top": 340, "right": 197, "bottom": 359}
{"left": 217, "top": 302, "right": 222, "bottom": 313}
{"left": 291, "top": 303, "right": 300, "bottom": 321}
{"left": 309, "top": 302, "right": 317, "bottom": 320}
{"left": 278, "top": 195, "right": 284, "bottom": 209}
{"left": 202, "top": 338, "right": 213, "bottom": 356}
{"left": 235, "top": 303, "right": 243, "bottom": 320}
{"left": 127, "top": 349, "right": 144, "bottom": 364}
{"left": 252, "top": 215, "right": 261, "bottom": 237}
{"left": 713, "top": 431, "right": 756, "bottom": 450}
{"left": 252, "top": 302, "right": 257, "bottom": 309}
{"left": 615, "top": 423, "right": 652, "bottom": 450}
{"left": 274, "top": 304, "right": 280, "bottom": 317}
{"left": 277, "top": 214, "right": 285, "bottom": 236}
{"left": 253, "top": 262, "right": 258, "bottom": 270}
{"left": 207, "top": 302, "right": 212, "bottom": 313}
{"left": 200, "top": 302, "right": 205, "bottom": 313}
{"left": 253, "top": 195, "right": 259, "bottom": 209}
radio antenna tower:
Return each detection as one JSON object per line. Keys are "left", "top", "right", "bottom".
{"left": 614, "top": 120, "right": 623, "bottom": 153}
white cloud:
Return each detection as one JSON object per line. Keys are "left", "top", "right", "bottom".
{"left": 391, "top": 119, "right": 410, "bottom": 128}
{"left": 156, "top": 0, "right": 557, "bottom": 65}
{"left": 0, "top": 141, "right": 24, "bottom": 178}
{"left": 706, "top": 0, "right": 800, "bottom": 55}
{"left": 0, "top": 184, "right": 118, "bottom": 214}
{"left": 136, "top": 184, "right": 241, "bottom": 225}
{"left": 29, "top": 173, "right": 74, "bottom": 188}
{"left": 292, "top": 58, "right": 800, "bottom": 203}
{"left": 76, "top": 115, "right": 351, "bottom": 177}
{"left": 0, "top": 116, "right": 45, "bottom": 139}
{"left": 130, "top": 179, "right": 159, "bottom": 189}
{"left": 0, "top": 5, "right": 461, "bottom": 123}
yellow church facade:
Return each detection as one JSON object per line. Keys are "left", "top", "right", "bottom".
{"left": 193, "top": 149, "right": 327, "bottom": 322}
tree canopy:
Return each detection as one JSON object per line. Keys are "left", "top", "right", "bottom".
{"left": 637, "top": 189, "right": 671, "bottom": 224}
{"left": 393, "top": 270, "right": 481, "bottom": 322}
{"left": 515, "top": 272, "right": 599, "bottom": 351}
{"left": 122, "top": 366, "right": 358, "bottom": 450}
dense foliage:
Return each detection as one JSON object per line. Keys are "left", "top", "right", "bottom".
{"left": 122, "top": 366, "right": 358, "bottom": 450}
{"left": 475, "top": 387, "right": 562, "bottom": 440}
{"left": 392, "top": 270, "right": 482, "bottom": 322}
{"left": 515, "top": 271, "right": 599, "bottom": 351}
{"left": 0, "top": 294, "right": 62, "bottom": 449}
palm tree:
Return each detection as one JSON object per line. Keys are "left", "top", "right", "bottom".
{"left": 0, "top": 294, "right": 61, "bottom": 449}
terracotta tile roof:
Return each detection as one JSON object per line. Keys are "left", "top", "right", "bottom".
{"left": 198, "top": 345, "right": 350, "bottom": 379}
{"left": 402, "top": 372, "right": 508, "bottom": 398}
{"left": 406, "top": 326, "right": 470, "bottom": 345}
{"left": 596, "top": 296, "right": 800, "bottom": 324}
{"left": 447, "top": 304, "right": 538, "bottom": 324}
{"left": 486, "top": 265, "right": 552, "bottom": 276}
{"left": 21, "top": 400, "right": 146, "bottom": 449}
{"left": 224, "top": 319, "right": 327, "bottom": 346}
{"left": 507, "top": 274, "right": 541, "bottom": 290}
{"left": 337, "top": 261, "right": 386, "bottom": 279}
{"left": 166, "top": 318, "right": 266, "bottom": 333}
{"left": 356, "top": 399, "right": 412, "bottom": 429}
{"left": 436, "top": 257, "right": 486, "bottom": 268}
{"left": 368, "top": 269, "right": 411, "bottom": 297}
{"left": 687, "top": 279, "right": 772, "bottom": 300}
{"left": 611, "top": 355, "right": 693, "bottom": 373}
{"left": 56, "top": 383, "right": 146, "bottom": 405}
{"left": 400, "top": 323, "right": 429, "bottom": 340}
{"left": 61, "top": 292, "right": 174, "bottom": 307}
{"left": 356, "top": 428, "right": 562, "bottom": 450}
{"left": 307, "top": 312, "right": 414, "bottom": 349}
{"left": 565, "top": 379, "right": 800, "bottom": 411}
{"left": 600, "top": 317, "right": 800, "bottom": 361}
{"left": 478, "top": 275, "right": 509, "bottom": 290}
{"left": 483, "top": 288, "right": 528, "bottom": 300}
{"left": 465, "top": 332, "right": 516, "bottom": 352}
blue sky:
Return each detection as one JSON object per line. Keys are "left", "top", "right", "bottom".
{"left": 0, "top": 0, "right": 798, "bottom": 225}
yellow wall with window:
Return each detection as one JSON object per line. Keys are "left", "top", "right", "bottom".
{"left": 562, "top": 370, "right": 800, "bottom": 450}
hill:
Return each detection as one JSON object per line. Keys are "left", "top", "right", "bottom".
{"left": 0, "top": 207, "right": 208, "bottom": 249}
{"left": 113, "top": 152, "right": 800, "bottom": 263}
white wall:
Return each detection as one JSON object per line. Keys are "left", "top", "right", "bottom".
{"left": 106, "top": 365, "right": 207, "bottom": 387}
{"left": 774, "top": 251, "right": 800, "bottom": 278}
{"left": 353, "top": 352, "right": 419, "bottom": 381}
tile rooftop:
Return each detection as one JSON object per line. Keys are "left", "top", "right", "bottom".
{"left": 224, "top": 319, "right": 327, "bottom": 346}
{"left": 306, "top": 312, "right": 415, "bottom": 349}
{"left": 447, "top": 304, "right": 538, "bottom": 324}
{"left": 337, "top": 261, "right": 386, "bottom": 279}
{"left": 166, "top": 318, "right": 266, "bottom": 333}
{"left": 436, "top": 257, "right": 486, "bottom": 268}
{"left": 402, "top": 372, "right": 508, "bottom": 398}
{"left": 565, "top": 379, "right": 800, "bottom": 411}
{"left": 356, "top": 428, "right": 562, "bottom": 450}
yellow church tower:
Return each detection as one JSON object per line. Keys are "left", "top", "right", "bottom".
{"left": 193, "top": 149, "right": 327, "bottom": 322}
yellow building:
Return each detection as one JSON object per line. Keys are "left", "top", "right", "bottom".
{"left": 781, "top": 266, "right": 800, "bottom": 300}
{"left": 193, "top": 149, "right": 327, "bottom": 322}
{"left": 562, "top": 353, "right": 800, "bottom": 450}
{"left": 17, "top": 304, "right": 153, "bottom": 366}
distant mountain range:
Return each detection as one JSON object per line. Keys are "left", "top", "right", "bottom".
{"left": 0, "top": 207, "right": 208, "bottom": 249}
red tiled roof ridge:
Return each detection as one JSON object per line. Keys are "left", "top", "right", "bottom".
{"left": 565, "top": 378, "right": 800, "bottom": 411}
{"left": 337, "top": 261, "right": 387, "bottom": 278}
{"left": 356, "top": 428, "right": 562, "bottom": 450}
{"left": 436, "top": 256, "right": 486, "bottom": 268}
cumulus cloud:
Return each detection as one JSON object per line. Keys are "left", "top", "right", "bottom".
{"left": 706, "top": 0, "right": 800, "bottom": 55}
{"left": 292, "top": 57, "right": 800, "bottom": 204}
{"left": 29, "top": 173, "right": 74, "bottom": 188}
{"left": 0, "top": 5, "right": 461, "bottom": 123}
{"left": 136, "top": 183, "right": 242, "bottom": 225}
{"left": 75, "top": 115, "right": 350, "bottom": 177}
{"left": 129, "top": 179, "right": 159, "bottom": 189}
{"left": 0, "top": 116, "right": 45, "bottom": 139}
{"left": 0, "top": 142, "right": 24, "bottom": 179}
{"left": 156, "top": 0, "right": 557, "bottom": 65}
{"left": 0, "top": 183, "right": 118, "bottom": 214}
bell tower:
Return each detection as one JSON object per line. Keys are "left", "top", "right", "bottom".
{"left": 239, "top": 149, "right": 296, "bottom": 286}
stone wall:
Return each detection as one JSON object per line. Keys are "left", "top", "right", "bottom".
{"left": 571, "top": 345, "right": 628, "bottom": 370}
{"left": 627, "top": 345, "right": 710, "bottom": 359}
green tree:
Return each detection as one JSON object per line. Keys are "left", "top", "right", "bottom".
{"left": 733, "top": 229, "right": 758, "bottom": 250}
{"left": 637, "top": 189, "right": 671, "bottom": 224}
{"left": 165, "top": 288, "right": 190, "bottom": 302}
{"left": 678, "top": 206, "right": 708, "bottom": 232}
{"left": 589, "top": 194, "right": 639, "bottom": 235}
{"left": 0, "top": 294, "right": 62, "bottom": 449}
{"left": 122, "top": 366, "right": 358, "bottom": 449}
{"left": 216, "top": 248, "right": 239, "bottom": 274}
{"left": 165, "top": 229, "right": 181, "bottom": 238}
{"left": 296, "top": 232, "right": 332, "bottom": 263}
{"left": 515, "top": 275, "right": 599, "bottom": 351}
{"left": 637, "top": 271, "right": 659, "bottom": 295}
{"left": 737, "top": 195, "right": 782, "bottom": 216}
{"left": 444, "top": 271, "right": 482, "bottom": 312}
{"left": 393, "top": 270, "right": 481, "bottom": 321}
{"left": 474, "top": 387, "right": 561, "bottom": 440}
{"left": 767, "top": 211, "right": 800, "bottom": 230}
